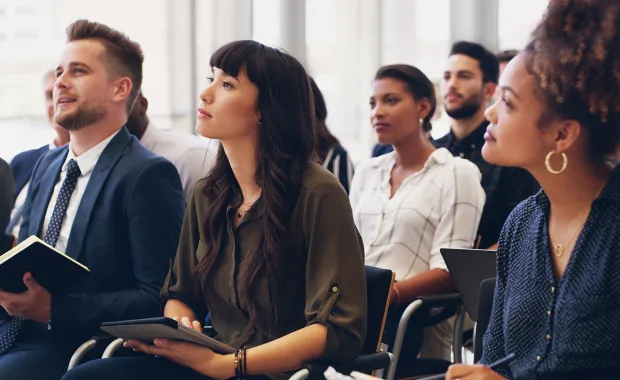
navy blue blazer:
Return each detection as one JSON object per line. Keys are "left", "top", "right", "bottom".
{"left": 17, "top": 127, "right": 185, "bottom": 345}
{"left": 10, "top": 144, "right": 50, "bottom": 199}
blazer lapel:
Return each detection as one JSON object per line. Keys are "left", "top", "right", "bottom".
{"left": 30, "top": 150, "right": 67, "bottom": 237}
{"left": 65, "top": 127, "right": 133, "bottom": 261}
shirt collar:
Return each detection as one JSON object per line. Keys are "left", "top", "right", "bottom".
{"left": 62, "top": 129, "right": 121, "bottom": 176}
{"left": 371, "top": 147, "right": 452, "bottom": 171}
{"left": 226, "top": 186, "right": 265, "bottom": 222}
{"left": 447, "top": 120, "right": 488, "bottom": 150}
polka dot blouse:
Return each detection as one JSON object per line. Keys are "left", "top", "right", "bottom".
{"left": 480, "top": 166, "right": 620, "bottom": 379}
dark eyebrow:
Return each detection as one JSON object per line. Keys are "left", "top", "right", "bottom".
{"left": 501, "top": 85, "right": 520, "bottom": 100}
{"left": 226, "top": 73, "right": 241, "bottom": 83}
{"left": 212, "top": 68, "right": 240, "bottom": 83}
{"left": 56, "top": 62, "right": 93, "bottom": 72}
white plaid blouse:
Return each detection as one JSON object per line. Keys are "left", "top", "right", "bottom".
{"left": 350, "top": 148, "right": 485, "bottom": 281}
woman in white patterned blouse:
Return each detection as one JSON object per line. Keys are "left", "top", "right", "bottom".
{"left": 350, "top": 64, "right": 485, "bottom": 374}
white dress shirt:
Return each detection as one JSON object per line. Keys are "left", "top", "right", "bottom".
{"left": 41, "top": 130, "right": 119, "bottom": 253}
{"left": 140, "top": 123, "right": 217, "bottom": 202}
{"left": 350, "top": 148, "right": 485, "bottom": 282}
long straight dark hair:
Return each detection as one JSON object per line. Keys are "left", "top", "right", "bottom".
{"left": 194, "top": 40, "right": 316, "bottom": 325}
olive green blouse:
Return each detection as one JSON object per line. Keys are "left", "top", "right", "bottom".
{"left": 160, "top": 163, "right": 367, "bottom": 369}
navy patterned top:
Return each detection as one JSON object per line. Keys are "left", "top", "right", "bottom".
{"left": 480, "top": 166, "right": 620, "bottom": 379}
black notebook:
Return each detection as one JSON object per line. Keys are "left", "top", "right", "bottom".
{"left": 0, "top": 235, "right": 90, "bottom": 293}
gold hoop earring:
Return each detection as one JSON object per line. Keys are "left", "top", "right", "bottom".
{"left": 545, "top": 151, "right": 568, "bottom": 174}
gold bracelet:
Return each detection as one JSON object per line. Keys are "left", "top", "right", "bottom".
{"left": 234, "top": 349, "right": 242, "bottom": 379}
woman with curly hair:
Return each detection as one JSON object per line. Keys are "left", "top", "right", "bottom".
{"left": 62, "top": 40, "right": 366, "bottom": 380}
{"left": 446, "top": 1, "right": 620, "bottom": 379}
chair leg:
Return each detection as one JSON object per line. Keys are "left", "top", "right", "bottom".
{"left": 385, "top": 299, "right": 423, "bottom": 380}
{"left": 67, "top": 338, "right": 98, "bottom": 371}
{"left": 102, "top": 338, "right": 125, "bottom": 359}
{"left": 452, "top": 305, "right": 467, "bottom": 364}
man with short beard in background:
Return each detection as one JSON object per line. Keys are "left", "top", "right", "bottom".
{"left": 434, "top": 41, "right": 538, "bottom": 251}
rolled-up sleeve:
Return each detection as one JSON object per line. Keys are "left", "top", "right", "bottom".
{"left": 160, "top": 181, "right": 206, "bottom": 317}
{"left": 430, "top": 161, "right": 486, "bottom": 271}
{"left": 302, "top": 180, "right": 367, "bottom": 362}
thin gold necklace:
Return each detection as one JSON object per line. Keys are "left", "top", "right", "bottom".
{"left": 550, "top": 186, "right": 604, "bottom": 257}
{"left": 551, "top": 225, "right": 582, "bottom": 257}
{"left": 235, "top": 194, "right": 261, "bottom": 218}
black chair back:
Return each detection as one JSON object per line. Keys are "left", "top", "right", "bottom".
{"left": 474, "top": 277, "right": 496, "bottom": 362}
{"left": 363, "top": 265, "right": 394, "bottom": 355}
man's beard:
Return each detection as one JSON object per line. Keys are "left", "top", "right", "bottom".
{"left": 55, "top": 103, "right": 106, "bottom": 131}
{"left": 445, "top": 92, "right": 484, "bottom": 120}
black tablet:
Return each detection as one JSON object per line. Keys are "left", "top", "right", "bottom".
{"left": 101, "top": 317, "right": 235, "bottom": 354}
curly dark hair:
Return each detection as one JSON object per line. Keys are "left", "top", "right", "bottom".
{"left": 526, "top": 0, "right": 620, "bottom": 159}
{"left": 195, "top": 40, "right": 315, "bottom": 326}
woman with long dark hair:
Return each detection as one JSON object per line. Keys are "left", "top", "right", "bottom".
{"left": 309, "top": 77, "right": 354, "bottom": 193}
{"left": 63, "top": 40, "right": 366, "bottom": 380}
{"left": 447, "top": 1, "right": 620, "bottom": 379}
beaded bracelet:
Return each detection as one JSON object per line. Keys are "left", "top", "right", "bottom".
{"left": 235, "top": 346, "right": 248, "bottom": 380}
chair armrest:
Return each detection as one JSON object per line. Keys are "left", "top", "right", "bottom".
{"left": 67, "top": 334, "right": 118, "bottom": 371}
{"left": 302, "top": 352, "right": 393, "bottom": 380}
{"left": 417, "top": 293, "right": 462, "bottom": 327}
{"left": 102, "top": 338, "right": 125, "bottom": 358}
{"left": 416, "top": 293, "right": 461, "bottom": 307}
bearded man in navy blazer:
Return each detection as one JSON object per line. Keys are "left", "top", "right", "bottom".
{"left": 0, "top": 20, "right": 185, "bottom": 380}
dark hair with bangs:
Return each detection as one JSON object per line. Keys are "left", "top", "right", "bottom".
{"left": 374, "top": 64, "right": 437, "bottom": 132}
{"left": 194, "top": 40, "right": 316, "bottom": 326}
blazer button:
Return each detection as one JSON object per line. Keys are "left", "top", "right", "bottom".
{"left": 547, "top": 310, "right": 551, "bottom": 317}
{"left": 332, "top": 286, "right": 338, "bottom": 293}
{"left": 551, "top": 286, "right": 555, "bottom": 293}
{"left": 536, "top": 355, "right": 541, "bottom": 361}
{"left": 546, "top": 334, "right": 551, "bottom": 341}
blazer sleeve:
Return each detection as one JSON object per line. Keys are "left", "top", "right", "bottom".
{"left": 16, "top": 151, "right": 48, "bottom": 244}
{"left": 50, "top": 158, "right": 185, "bottom": 333}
